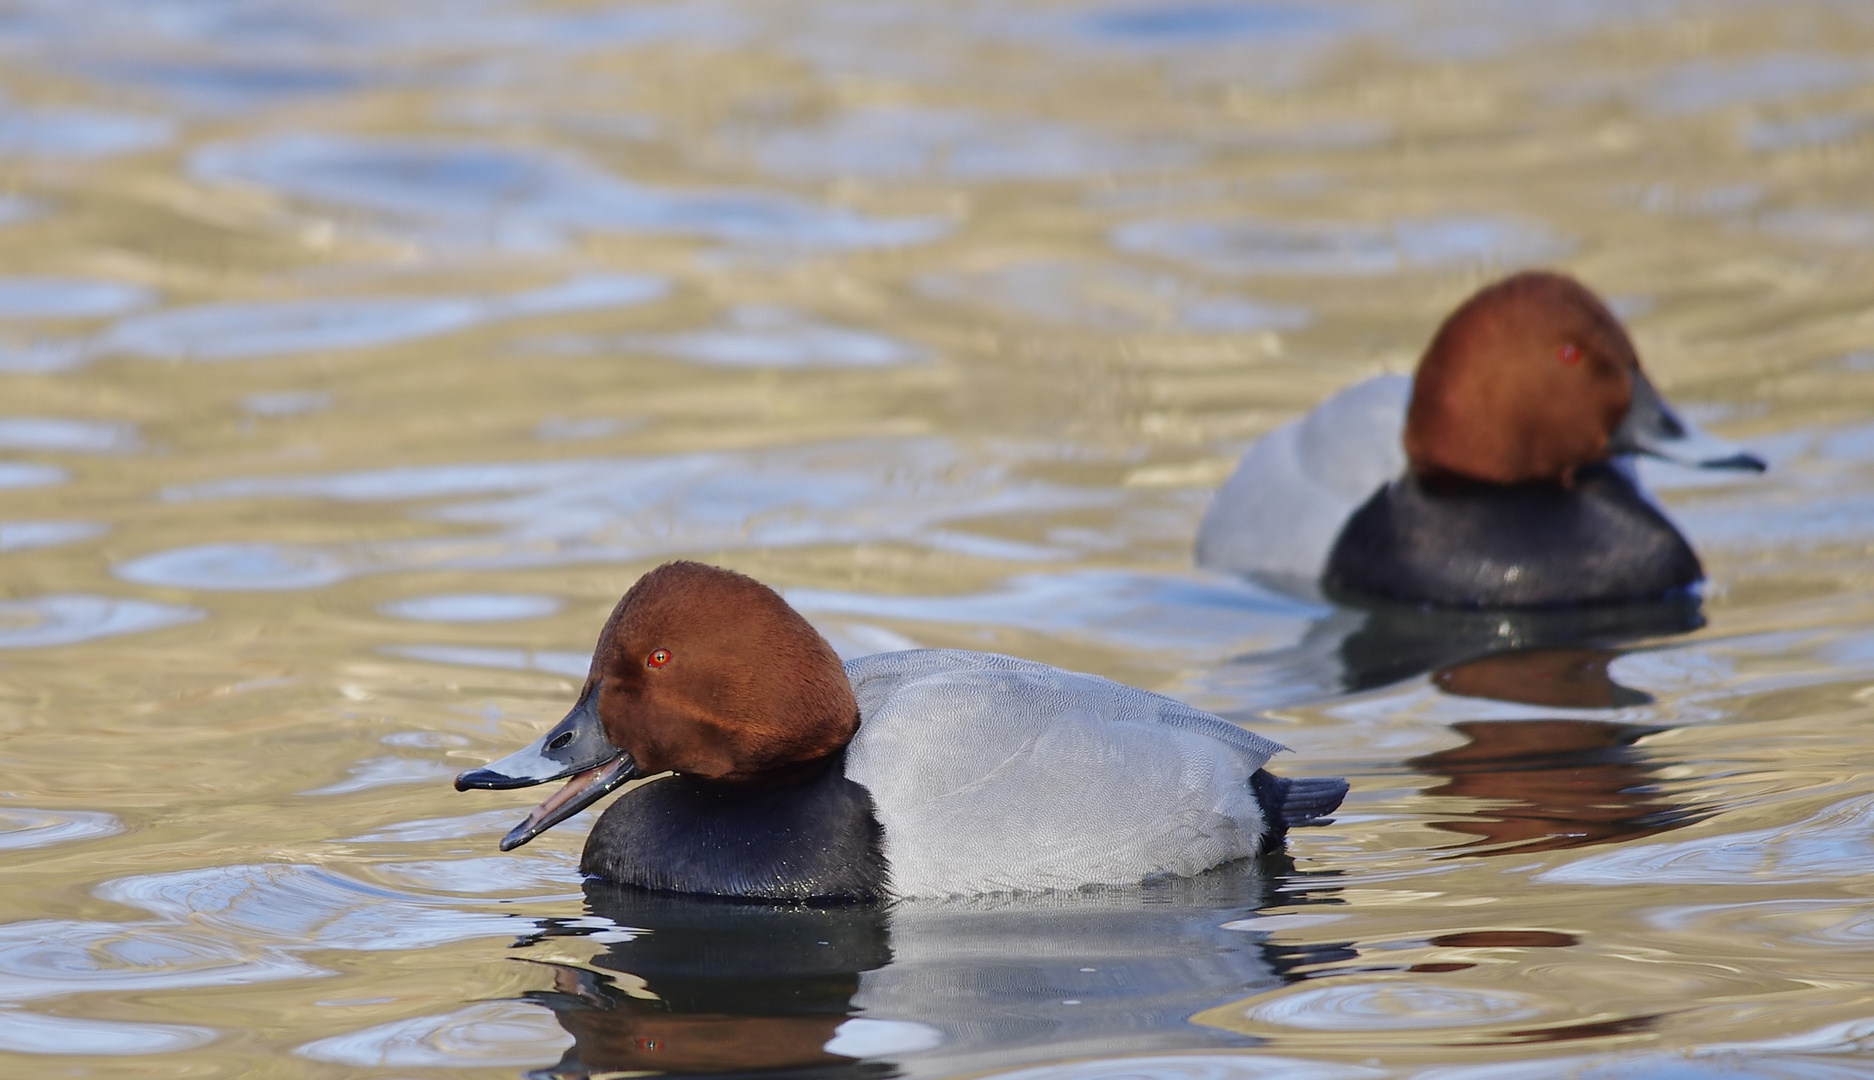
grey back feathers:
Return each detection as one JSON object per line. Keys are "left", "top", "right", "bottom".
{"left": 1196, "top": 374, "right": 1410, "bottom": 589}
{"left": 843, "top": 649, "right": 1288, "bottom": 898}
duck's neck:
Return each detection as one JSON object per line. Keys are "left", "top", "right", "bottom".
{"left": 580, "top": 749, "right": 888, "bottom": 902}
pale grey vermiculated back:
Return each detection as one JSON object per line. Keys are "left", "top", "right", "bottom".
{"left": 842, "top": 649, "right": 1286, "bottom": 897}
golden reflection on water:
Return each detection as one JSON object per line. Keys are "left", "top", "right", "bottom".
{"left": 3, "top": 0, "right": 1874, "bottom": 1076}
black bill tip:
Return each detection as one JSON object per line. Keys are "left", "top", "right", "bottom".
{"left": 455, "top": 766, "right": 541, "bottom": 792}
{"left": 1705, "top": 451, "right": 1767, "bottom": 473}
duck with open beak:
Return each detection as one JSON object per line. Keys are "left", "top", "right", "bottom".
{"left": 452, "top": 561, "right": 1347, "bottom": 901}
{"left": 454, "top": 689, "right": 639, "bottom": 852}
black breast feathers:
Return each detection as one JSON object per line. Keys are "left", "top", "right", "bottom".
{"left": 580, "top": 751, "right": 887, "bottom": 903}
{"left": 1323, "top": 463, "right": 1703, "bottom": 609}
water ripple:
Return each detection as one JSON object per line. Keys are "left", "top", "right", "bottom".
{"left": 0, "top": 1006, "right": 216, "bottom": 1055}
{"left": 383, "top": 644, "right": 590, "bottom": 678}
{"left": 295, "top": 1000, "right": 570, "bottom": 1068}
{"left": 38, "top": 1, "right": 701, "bottom": 61}
{"left": 0, "top": 918, "right": 324, "bottom": 1001}
{"left": 92, "top": 60, "right": 368, "bottom": 112}
{"left": 618, "top": 305, "right": 925, "bottom": 368}
{"left": 1113, "top": 216, "right": 1571, "bottom": 276}
{"left": 532, "top": 416, "right": 638, "bottom": 441}
{"left": 1539, "top": 795, "right": 1874, "bottom": 887}
{"left": 341, "top": 808, "right": 532, "bottom": 845}
{"left": 0, "top": 594, "right": 203, "bottom": 648}
{"left": 1231, "top": 981, "right": 1545, "bottom": 1033}
{"left": 118, "top": 439, "right": 1113, "bottom": 590}
{"left": 0, "top": 807, "right": 122, "bottom": 851}
{"left": 379, "top": 593, "right": 562, "bottom": 622}
{"left": 299, "top": 757, "right": 461, "bottom": 797}
{"left": 116, "top": 543, "right": 349, "bottom": 591}
{"left": 0, "top": 106, "right": 172, "bottom": 158}
{"left": 918, "top": 260, "right": 1309, "bottom": 332}
{"left": 194, "top": 133, "right": 951, "bottom": 251}
{"left": 1744, "top": 112, "right": 1874, "bottom": 153}
{"left": 367, "top": 856, "right": 585, "bottom": 898}
{"left": 242, "top": 390, "right": 332, "bottom": 417}
{"left": 102, "top": 274, "right": 666, "bottom": 362}
{"left": 859, "top": 886, "right": 1292, "bottom": 1059}
{"left": 752, "top": 104, "right": 1198, "bottom": 182}
{"left": 96, "top": 863, "right": 531, "bottom": 951}
{"left": 1415, "top": 1040, "right": 1874, "bottom": 1080}
{"left": 1643, "top": 54, "right": 1874, "bottom": 115}
{"left": 0, "top": 462, "right": 65, "bottom": 488}
{"left": 1650, "top": 899, "right": 1874, "bottom": 949}
{"left": 1758, "top": 208, "right": 1874, "bottom": 250}
{"left": 0, "top": 417, "right": 137, "bottom": 453}
{"left": 1086, "top": 4, "right": 1355, "bottom": 43}
{"left": 975, "top": 1055, "right": 1385, "bottom": 1080}
{"left": 0, "top": 277, "right": 151, "bottom": 318}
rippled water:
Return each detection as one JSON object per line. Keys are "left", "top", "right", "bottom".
{"left": 4, "top": 0, "right": 1874, "bottom": 1076}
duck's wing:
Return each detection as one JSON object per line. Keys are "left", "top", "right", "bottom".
{"left": 1196, "top": 373, "right": 1410, "bottom": 589}
{"left": 845, "top": 649, "right": 1284, "bottom": 767}
{"left": 843, "top": 650, "right": 1282, "bottom": 896}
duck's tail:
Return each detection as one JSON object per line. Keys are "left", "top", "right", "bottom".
{"left": 1250, "top": 769, "right": 1349, "bottom": 850}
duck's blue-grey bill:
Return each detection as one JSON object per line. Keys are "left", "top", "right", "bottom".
{"left": 497, "top": 755, "right": 639, "bottom": 851}
{"left": 455, "top": 689, "right": 616, "bottom": 791}
{"left": 452, "top": 688, "right": 641, "bottom": 850}
{"left": 1610, "top": 369, "right": 1767, "bottom": 473}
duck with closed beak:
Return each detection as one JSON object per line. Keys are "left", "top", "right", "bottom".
{"left": 1196, "top": 271, "right": 1765, "bottom": 608}
{"left": 455, "top": 561, "right": 1346, "bottom": 901}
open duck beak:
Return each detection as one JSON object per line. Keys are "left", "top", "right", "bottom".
{"left": 1610, "top": 369, "right": 1766, "bottom": 473}
{"left": 453, "top": 690, "right": 642, "bottom": 851}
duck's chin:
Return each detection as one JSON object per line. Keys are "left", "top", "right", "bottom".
{"left": 499, "top": 756, "right": 638, "bottom": 851}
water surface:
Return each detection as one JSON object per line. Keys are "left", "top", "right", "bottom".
{"left": 4, "top": 0, "right": 1874, "bottom": 1077}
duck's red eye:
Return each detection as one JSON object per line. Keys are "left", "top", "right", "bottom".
{"left": 1558, "top": 343, "right": 1582, "bottom": 365}
{"left": 647, "top": 648, "right": 671, "bottom": 669}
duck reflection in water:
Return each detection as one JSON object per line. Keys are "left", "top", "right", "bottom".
{"left": 1217, "top": 592, "right": 1703, "bottom": 705}
{"left": 517, "top": 886, "right": 897, "bottom": 1080}
{"left": 1413, "top": 647, "right": 1705, "bottom": 855}
{"left": 516, "top": 870, "right": 1343, "bottom": 1079}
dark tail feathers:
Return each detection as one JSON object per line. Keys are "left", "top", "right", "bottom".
{"left": 1251, "top": 769, "right": 1349, "bottom": 850}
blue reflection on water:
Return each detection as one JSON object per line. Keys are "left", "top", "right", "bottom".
{"left": 106, "top": 275, "right": 667, "bottom": 362}
{"left": 752, "top": 105, "right": 1199, "bottom": 182}
{"left": 242, "top": 391, "right": 333, "bottom": 417}
{"left": 0, "top": 594, "right": 203, "bottom": 648}
{"left": 0, "top": 807, "right": 121, "bottom": 852}
{"left": 1113, "top": 216, "right": 1572, "bottom": 276}
{"left": 0, "top": 106, "right": 172, "bottom": 158}
{"left": 0, "top": 417, "right": 137, "bottom": 452}
{"left": 194, "top": 134, "right": 952, "bottom": 252}
{"left": 618, "top": 306, "right": 926, "bottom": 368}
{"left": 0, "top": 277, "right": 150, "bottom": 318}
{"left": 1540, "top": 795, "right": 1874, "bottom": 887}
{"left": 918, "top": 261, "right": 1309, "bottom": 332}
{"left": 1644, "top": 54, "right": 1874, "bottom": 115}
{"left": 379, "top": 593, "right": 563, "bottom": 623}
{"left": 381, "top": 644, "right": 590, "bottom": 678}
{"left": 1088, "top": 4, "right": 1346, "bottom": 41}
{"left": 0, "top": 462, "right": 66, "bottom": 488}
{"left": 479, "top": 871, "right": 1322, "bottom": 1078}
{"left": 117, "top": 439, "right": 1114, "bottom": 590}
{"left": 0, "top": 520, "right": 107, "bottom": 551}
